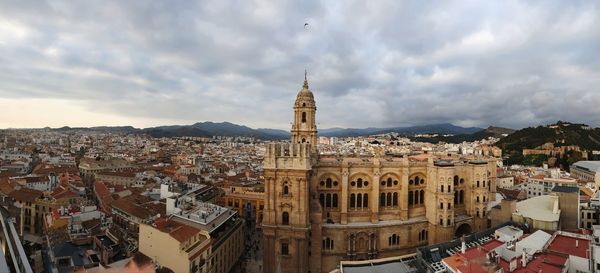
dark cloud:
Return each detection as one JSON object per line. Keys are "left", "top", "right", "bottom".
{"left": 0, "top": 0, "right": 599, "bottom": 129}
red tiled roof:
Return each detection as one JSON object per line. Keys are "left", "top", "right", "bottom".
{"left": 8, "top": 188, "right": 43, "bottom": 202}
{"left": 498, "top": 253, "right": 566, "bottom": 273}
{"left": 0, "top": 180, "right": 16, "bottom": 194}
{"left": 53, "top": 189, "right": 80, "bottom": 200}
{"left": 481, "top": 239, "right": 503, "bottom": 251}
{"left": 96, "top": 171, "right": 136, "bottom": 177}
{"left": 111, "top": 195, "right": 158, "bottom": 220}
{"left": 154, "top": 218, "right": 205, "bottom": 244}
{"left": 94, "top": 182, "right": 112, "bottom": 199}
{"left": 547, "top": 234, "right": 590, "bottom": 259}
{"left": 33, "top": 165, "right": 78, "bottom": 176}
{"left": 497, "top": 188, "right": 526, "bottom": 200}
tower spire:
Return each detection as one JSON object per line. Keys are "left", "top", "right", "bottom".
{"left": 303, "top": 69, "right": 309, "bottom": 89}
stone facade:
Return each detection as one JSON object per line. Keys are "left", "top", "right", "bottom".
{"left": 262, "top": 78, "right": 497, "bottom": 273}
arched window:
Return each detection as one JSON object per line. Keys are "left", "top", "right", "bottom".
{"left": 322, "top": 238, "right": 334, "bottom": 250}
{"left": 483, "top": 196, "right": 486, "bottom": 202}
{"left": 357, "top": 178, "right": 363, "bottom": 188}
{"left": 420, "top": 190, "right": 424, "bottom": 204}
{"left": 363, "top": 194, "right": 368, "bottom": 208}
{"left": 477, "top": 181, "right": 480, "bottom": 187}
{"left": 454, "top": 191, "right": 459, "bottom": 205}
{"left": 420, "top": 230, "right": 428, "bottom": 241}
{"left": 350, "top": 194, "right": 355, "bottom": 208}
{"left": 387, "top": 178, "right": 392, "bottom": 187}
{"left": 408, "top": 191, "right": 414, "bottom": 206}
{"left": 301, "top": 112, "right": 307, "bottom": 123}
{"left": 380, "top": 193, "right": 385, "bottom": 207}
{"left": 414, "top": 191, "right": 419, "bottom": 205}
{"left": 333, "top": 194, "right": 338, "bottom": 208}
{"left": 319, "top": 194, "right": 325, "bottom": 207}
{"left": 283, "top": 185, "right": 289, "bottom": 195}
{"left": 282, "top": 212, "right": 289, "bottom": 225}
{"left": 281, "top": 242, "right": 289, "bottom": 255}
{"left": 440, "top": 185, "right": 444, "bottom": 192}
{"left": 389, "top": 234, "right": 400, "bottom": 246}
{"left": 357, "top": 193, "right": 362, "bottom": 208}
{"left": 448, "top": 203, "right": 451, "bottom": 209}
{"left": 386, "top": 192, "right": 392, "bottom": 206}
{"left": 326, "top": 194, "right": 332, "bottom": 207}
{"left": 476, "top": 196, "right": 480, "bottom": 203}
{"left": 393, "top": 192, "right": 398, "bottom": 206}
{"left": 326, "top": 178, "right": 332, "bottom": 188}
{"left": 454, "top": 175, "right": 459, "bottom": 186}
{"left": 483, "top": 180, "right": 486, "bottom": 187}
{"left": 459, "top": 190, "right": 464, "bottom": 204}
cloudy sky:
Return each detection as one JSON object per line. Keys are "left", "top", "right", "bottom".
{"left": 1, "top": 1, "right": 600, "bottom": 130}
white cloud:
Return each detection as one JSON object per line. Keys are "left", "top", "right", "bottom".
{"left": 0, "top": 1, "right": 599, "bottom": 129}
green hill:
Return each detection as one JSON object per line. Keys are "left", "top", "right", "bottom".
{"left": 495, "top": 121, "right": 600, "bottom": 166}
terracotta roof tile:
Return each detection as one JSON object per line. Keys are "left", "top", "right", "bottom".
{"left": 8, "top": 188, "right": 43, "bottom": 202}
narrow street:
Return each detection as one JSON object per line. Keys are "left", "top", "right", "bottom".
{"left": 240, "top": 206, "right": 263, "bottom": 273}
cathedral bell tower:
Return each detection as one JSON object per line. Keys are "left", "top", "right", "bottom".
{"left": 291, "top": 72, "right": 317, "bottom": 147}
{"left": 262, "top": 74, "right": 315, "bottom": 273}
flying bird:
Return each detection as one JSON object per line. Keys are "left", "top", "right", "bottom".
{"left": 304, "top": 23, "right": 309, "bottom": 29}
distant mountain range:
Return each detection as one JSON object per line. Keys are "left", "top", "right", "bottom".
{"left": 43, "top": 121, "right": 600, "bottom": 168}
{"left": 411, "top": 126, "right": 516, "bottom": 144}
{"left": 320, "top": 123, "right": 483, "bottom": 137}
{"left": 52, "top": 122, "right": 289, "bottom": 140}
{"left": 47, "top": 122, "right": 492, "bottom": 140}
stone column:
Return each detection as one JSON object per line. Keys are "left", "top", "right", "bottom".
{"left": 341, "top": 167, "right": 349, "bottom": 224}
{"left": 263, "top": 234, "right": 274, "bottom": 273}
{"left": 296, "top": 237, "right": 308, "bottom": 273}
{"left": 400, "top": 169, "right": 409, "bottom": 220}
{"left": 371, "top": 169, "right": 380, "bottom": 223}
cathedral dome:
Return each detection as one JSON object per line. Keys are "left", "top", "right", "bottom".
{"left": 295, "top": 77, "right": 315, "bottom": 107}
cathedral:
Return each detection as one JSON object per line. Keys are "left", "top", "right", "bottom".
{"left": 262, "top": 76, "right": 498, "bottom": 273}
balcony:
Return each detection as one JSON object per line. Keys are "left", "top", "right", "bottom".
{"left": 279, "top": 193, "right": 293, "bottom": 198}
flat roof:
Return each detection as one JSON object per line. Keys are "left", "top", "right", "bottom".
{"left": 495, "top": 225, "right": 523, "bottom": 239}
{"left": 174, "top": 202, "right": 236, "bottom": 233}
{"left": 514, "top": 195, "right": 560, "bottom": 222}
{"left": 552, "top": 185, "right": 579, "bottom": 193}
{"left": 572, "top": 161, "right": 600, "bottom": 173}
{"left": 341, "top": 255, "right": 419, "bottom": 273}
{"left": 547, "top": 233, "right": 590, "bottom": 259}
{"left": 498, "top": 253, "right": 566, "bottom": 273}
